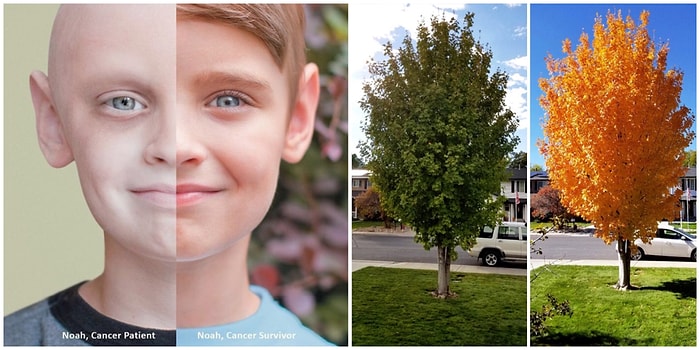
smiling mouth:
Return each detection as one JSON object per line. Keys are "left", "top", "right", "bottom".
{"left": 176, "top": 184, "right": 221, "bottom": 207}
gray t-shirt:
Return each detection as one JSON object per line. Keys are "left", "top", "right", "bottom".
{"left": 4, "top": 282, "right": 175, "bottom": 346}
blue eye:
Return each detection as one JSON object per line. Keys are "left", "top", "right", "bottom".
{"left": 213, "top": 95, "right": 241, "bottom": 108}
{"left": 109, "top": 96, "right": 144, "bottom": 111}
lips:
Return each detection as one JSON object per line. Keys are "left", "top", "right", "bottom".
{"left": 130, "top": 184, "right": 221, "bottom": 208}
{"left": 130, "top": 185, "right": 176, "bottom": 209}
{"left": 176, "top": 184, "right": 222, "bottom": 207}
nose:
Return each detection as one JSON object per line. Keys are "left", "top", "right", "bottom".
{"left": 143, "top": 107, "right": 176, "bottom": 166}
{"left": 176, "top": 108, "right": 207, "bottom": 168}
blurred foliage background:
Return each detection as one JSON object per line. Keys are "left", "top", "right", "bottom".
{"left": 248, "top": 4, "right": 348, "bottom": 345}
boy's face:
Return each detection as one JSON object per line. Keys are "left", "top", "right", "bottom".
{"left": 35, "top": 6, "right": 317, "bottom": 264}
{"left": 175, "top": 19, "right": 295, "bottom": 261}
{"left": 35, "top": 5, "right": 177, "bottom": 261}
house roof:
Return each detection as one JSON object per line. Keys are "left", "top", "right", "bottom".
{"left": 351, "top": 169, "right": 371, "bottom": 178}
{"left": 684, "top": 167, "right": 696, "bottom": 177}
{"left": 506, "top": 168, "right": 527, "bottom": 180}
{"left": 530, "top": 170, "right": 548, "bottom": 180}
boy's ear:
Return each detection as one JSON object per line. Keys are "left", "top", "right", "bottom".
{"left": 30, "top": 71, "right": 74, "bottom": 168}
{"left": 282, "top": 63, "right": 320, "bottom": 164}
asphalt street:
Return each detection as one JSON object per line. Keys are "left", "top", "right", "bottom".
{"left": 352, "top": 231, "right": 697, "bottom": 273}
{"left": 352, "top": 232, "right": 481, "bottom": 266}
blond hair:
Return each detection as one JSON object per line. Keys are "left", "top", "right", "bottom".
{"left": 177, "top": 4, "right": 307, "bottom": 97}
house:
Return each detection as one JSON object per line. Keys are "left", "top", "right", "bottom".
{"left": 677, "top": 167, "right": 696, "bottom": 222}
{"left": 351, "top": 169, "right": 371, "bottom": 219}
{"left": 351, "top": 168, "right": 528, "bottom": 222}
{"left": 502, "top": 168, "right": 527, "bottom": 223}
{"left": 530, "top": 168, "right": 696, "bottom": 221}
{"left": 530, "top": 170, "right": 549, "bottom": 194}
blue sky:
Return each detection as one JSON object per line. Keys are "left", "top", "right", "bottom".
{"left": 349, "top": 3, "right": 528, "bottom": 159}
{"left": 530, "top": 3, "right": 697, "bottom": 170}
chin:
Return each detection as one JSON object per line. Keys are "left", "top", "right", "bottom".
{"left": 175, "top": 231, "right": 251, "bottom": 264}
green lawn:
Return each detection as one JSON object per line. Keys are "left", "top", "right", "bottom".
{"left": 351, "top": 220, "right": 384, "bottom": 229}
{"left": 673, "top": 222, "right": 697, "bottom": 232}
{"left": 531, "top": 265, "right": 696, "bottom": 346}
{"left": 352, "top": 267, "right": 527, "bottom": 346}
{"left": 529, "top": 221, "right": 590, "bottom": 231}
{"left": 530, "top": 221, "right": 696, "bottom": 233}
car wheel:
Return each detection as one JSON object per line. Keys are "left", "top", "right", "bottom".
{"left": 482, "top": 251, "right": 500, "bottom": 267}
{"left": 692, "top": 249, "right": 696, "bottom": 262}
{"left": 631, "top": 248, "right": 644, "bottom": 261}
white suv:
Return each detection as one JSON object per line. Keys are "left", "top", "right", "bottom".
{"left": 468, "top": 222, "right": 527, "bottom": 266}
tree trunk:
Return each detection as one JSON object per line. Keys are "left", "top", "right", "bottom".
{"left": 437, "top": 245, "right": 451, "bottom": 296}
{"left": 615, "top": 239, "right": 632, "bottom": 290}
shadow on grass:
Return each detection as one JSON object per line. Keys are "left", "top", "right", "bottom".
{"left": 533, "top": 330, "right": 647, "bottom": 346}
{"left": 641, "top": 277, "right": 696, "bottom": 299}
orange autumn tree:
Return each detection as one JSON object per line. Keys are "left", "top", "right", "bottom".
{"left": 538, "top": 10, "right": 695, "bottom": 290}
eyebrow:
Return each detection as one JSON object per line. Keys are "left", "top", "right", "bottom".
{"left": 191, "top": 70, "right": 273, "bottom": 94}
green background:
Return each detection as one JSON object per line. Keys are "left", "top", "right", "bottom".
{"left": 4, "top": 4, "right": 104, "bottom": 315}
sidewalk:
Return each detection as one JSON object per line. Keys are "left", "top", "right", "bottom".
{"left": 353, "top": 259, "right": 696, "bottom": 276}
{"left": 530, "top": 259, "right": 697, "bottom": 269}
{"left": 352, "top": 259, "right": 527, "bottom": 276}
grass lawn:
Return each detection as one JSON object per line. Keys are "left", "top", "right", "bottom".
{"left": 531, "top": 265, "right": 696, "bottom": 346}
{"left": 352, "top": 267, "right": 527, "bottom": 346}
{"left": 673, "top": 222, "right": 697, "bottom": 232}
{"left": 529, "top": 221, "right": 590, "bottom": 231}
{"left": 351, "top": 220, "right": 384, "bottom": 230}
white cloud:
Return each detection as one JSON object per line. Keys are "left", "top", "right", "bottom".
{"left": 503, "top": 55, "right": 527, "bottom": 71}
{"left": 506, "top": 86, "right": 528, "bottom": 130}
{"left": 513, "top": 25, "right": 526, "bottom": 38}
{"left": 508, "top": 72, "right": 527, "bottom": 87}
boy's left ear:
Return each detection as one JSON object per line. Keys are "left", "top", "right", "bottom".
{"left": 282, "top": 63, "right": 320, "bottom": 164}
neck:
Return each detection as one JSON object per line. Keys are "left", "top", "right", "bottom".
{"left": 79, "top": 235, "right": 176, "bottom": 330}
{"left": 176, "top": 236, "right": 259, "bottom": 328}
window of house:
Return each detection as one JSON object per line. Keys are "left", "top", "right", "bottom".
{"left": 512, "top": 180, "right": 526, "bottom": 193}
{"left": 352, "top": 179, "right": 360, "bottom": 188}
{"left": 687, "top": 178, "right": 696, "bottom": 191}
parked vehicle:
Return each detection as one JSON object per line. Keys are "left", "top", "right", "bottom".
{"left": 632, "top": 223, "right": 696, "bottom": 261}
{"left": 468, "top": 222, "right": 527, "bottom": 266}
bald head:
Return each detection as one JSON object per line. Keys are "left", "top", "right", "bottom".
{"left": 47, "top": 4, "right": 175, "bottom": 110}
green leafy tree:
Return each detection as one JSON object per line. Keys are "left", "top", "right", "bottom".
{"left": 352, "top": 153, "right": 365, "bottom": 169}
{"left": 531, "top": 164, "right": 543, "bottom": 171}
{"left": 510, "top": 151, "right": 528, "bottom": 169}
{"left": 684, "top": 150, "right": 696, "bottom": 167}
{"left": 359, "top": 13, "right": 519, "bottom": 296}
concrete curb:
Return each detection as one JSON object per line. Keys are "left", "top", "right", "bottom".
{"left": 352, "top": 260, "right": 527, "bottom": 276}
{"left": 352, "top": 230, "right": 415, "bottom": 238}
{"left": 530, "top": 259, "right": 697, "bottom": 269}
{"left": 353, "top": 259, "right": 695, "bottom": 276}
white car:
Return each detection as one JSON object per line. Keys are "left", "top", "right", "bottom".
{"left": 468, "top": 222, "right": 527, "bottom": 266}
{"left": 632, "top": 223, "right": 696, "bottom": 261}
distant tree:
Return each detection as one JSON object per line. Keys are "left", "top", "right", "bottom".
{"left": 538, "top": 10, "right": 694, "bottom": 290}
{"left": 354, "top": 187, "right": 384, "bottom": 221}
{"left": 531, "top": 164, "right": 543, "bottom": 172}
{"left": 531, "top": 186, "right": 568, "bottom": 228}
{"left": 360, "top": 13, "right": 519, "bottom": 297}
{"left": 352, "top": 153, "right": 365, "bottom": 169}
{"left": 684, "top": 150, "right": 697, "bottom": 167}
{"left": 510, "top": 151, "right": 528, "bottom": 169}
